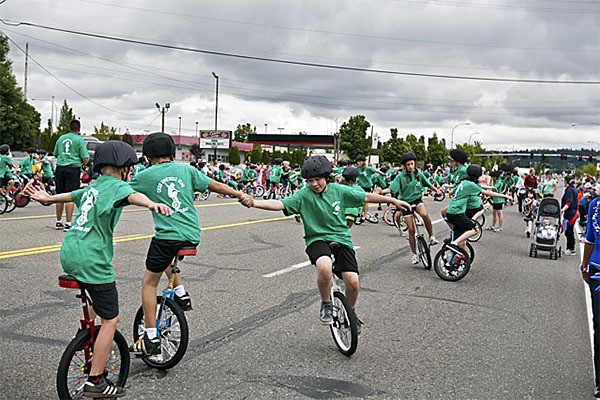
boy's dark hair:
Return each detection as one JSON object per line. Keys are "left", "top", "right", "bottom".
{"left": 69, "top": 119, "right": 81, "bottom": 132}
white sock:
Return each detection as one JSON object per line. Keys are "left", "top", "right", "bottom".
{"left": 174, "top": 285, "right": 186, "bottom": 297}
{"left": 56, "top": 220, "right": 63, "bottom": 224}
{"left": 145, "top": 327, "right": 157, "bottom": 339}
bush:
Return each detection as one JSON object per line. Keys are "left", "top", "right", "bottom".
{"left": 228, "top": 146, "right": 241, "bottom": 166}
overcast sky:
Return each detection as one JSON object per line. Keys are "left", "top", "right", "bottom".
{"left": 1, "top": 0, "right": 599, "bottom": 150}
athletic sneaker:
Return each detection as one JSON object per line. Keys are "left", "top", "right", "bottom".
{"left": 82, "top": 377, "right": 125, "bottom": 398}
{"left": 485, "top": 226, "right": 495, "bottom": 231}
{"left": 562, "top": 249, "right": 577, "bottom": 256}
{"left": 63, "top": 223, "right": 71, "bottom": 232}
{"left": 129, "top": 333, "right": 161, "bottom": 356}
{"left": 356, "top": 316, "right": 364, "bottom": 336}
{"left": 429, "top": 235, "right": 439, "bottom": 246}
{"left": 526, "top": 231, "right": 530, "bottom": 238}
{"left": 411, "top": 253, "right": 419, "bottom": 265}
{"left": 493, "top": 227, "right": 502, "bottom": 233}
{"left": 320, "top": 302, "right": 333, "bottom": 325}
{"left": 175, "top": 292, "right": 193, "bottom": 311}
{"left": 55, "top": 221, "right": 64, "bottom": 230}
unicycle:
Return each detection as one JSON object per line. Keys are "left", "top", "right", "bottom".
{"left": 132, "top": 247, "right": 194, "bottom": 369}
{"left": 328, "top": 242, "right": 359, "bottom": 356}
{"left": 433, "top": 229, "right": 473, "bottom": 282}
{"left": 56, "top": 275, "right": 130, "bottom": 400}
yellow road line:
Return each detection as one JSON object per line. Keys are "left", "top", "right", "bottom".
{"left": 0, "top": 215, "right": 294, "bottom": 259}
{"left": 0, "top": 201, "right": 238, "bottom": 222}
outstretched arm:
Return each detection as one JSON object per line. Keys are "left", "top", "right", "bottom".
{"left": 26, "top": 184, "right": 71, "bottom": 204}
{"left": 252, "top": 199, "right": 285, "bottom": 211}
{"left": 127, "top": 192, "right": 172, "bottom": 216}
{"left": 481, "top": 189, "right": 511, "bottom": 200}
{"left": 365, "top": 193, "right": 410, "bottom": 211}
{"left": 208, "top": 180, "right": 253, "bottom": 207}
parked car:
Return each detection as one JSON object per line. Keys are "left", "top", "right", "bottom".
{"left": 82, "top": 136, "right": 103, "bottom": 161}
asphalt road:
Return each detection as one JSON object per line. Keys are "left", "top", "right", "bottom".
{"left": 0, "top": 194, "right": 593, "bottom": 399}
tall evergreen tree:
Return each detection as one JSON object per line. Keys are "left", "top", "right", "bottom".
{"left": 0, "top": 34, "right": 41, "bottom": 150}
{"left": 338, "top": 115, "right": 371, "bottom": 160}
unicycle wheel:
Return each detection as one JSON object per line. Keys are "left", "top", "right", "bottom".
{"left": 329, "top": 291, "right": 358, "bottom": 356}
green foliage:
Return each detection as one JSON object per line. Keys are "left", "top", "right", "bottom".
{"left": 290, "top": 148, "right": 307, "bottom": 164}
{"left": 228, "top": 145, "right": 241, "bottom": 165}
{"left": 93, "top": 122, "right": 117, "bottom": 141}
{"left": 250, "top": 144, "right": 262, "bottom": 164}
{"left": 576, "top": 163, "right": 598, "bottom": 178}
{"left": 122, "top": 132, "right": 134, "bottom": 146}
{"left": 56, "top": 100, "right": 76, "bottom": 135}
{"left": 427, "top": 134, "right": 448, "bottom": 167}
{"left": 261, "top": 150, "right": 272, "bottom": 164}
{"left": 0, "top": 34, "right": 41, "bottom": 150}
{"left": 233, "top": 123, "right": 254, "bottom": 142}
{"left": 379, "top": 128, "right": 409, "bottom": 164}
{"left": 339, "top": 115, "right": 371, "bottom": 160}
{"left": 405, "top": 134, "right": 427, "bottom": 162}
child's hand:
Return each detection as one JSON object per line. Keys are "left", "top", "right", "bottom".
{"left": 239, "top": 193, "right": 253, "bottom": 208}
{"left": 395, "top": 199, "right": 411, "bottom": 211}
{"left": 28, "top": 185, "right": 52, "bottom": 204}
{"left": 149, "top": 202, "right": 172, "bottom": 216}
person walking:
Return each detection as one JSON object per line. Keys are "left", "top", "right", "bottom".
{"left": 561, "top": 175, "right": 579, "bottom": 255}
{"left": 53, "top": 119, "right": 90, "bottom": 232}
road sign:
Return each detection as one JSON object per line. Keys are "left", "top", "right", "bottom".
{"left": 199, "top": 130, "right": 231, "bottom": 149}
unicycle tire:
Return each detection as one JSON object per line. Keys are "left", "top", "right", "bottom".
{"left": 329, "top": 291, "right": 358, "bottom": 356}
{"left": 468, "top": 220, "right": 483, "bottom": 242}
{"left": 132, "top": 296, "right": 189, "bottom": 370}
{"left": 416, "top": 235, "right": 432, "bottom": 269}
{"left": 433, "top": 245, "right": 471, "bottom": 282}
{"left": 57, "top": 326, "right": 130, "bottom": 400}
{"left": 4, "top": 194, "right": 16, "bottom": 213}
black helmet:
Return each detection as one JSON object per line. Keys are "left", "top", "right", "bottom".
{"left": 449, "top": 148, "right": 468, "bottom": 164}
{"left": 380, "top": 166, "right": 389, "bottom": 173}
{"left": 339, "top": 160, "right": 348, "bottom": 167}
{"left": 0, "top": 144, "right": 9, "bottom": 155}
{"left": 250, "top": 164, "right": 258, "bottom": 169}
{"left": 301, "top": 155, "right": 332, "bottom": 179}
{"left": 142, "top": 132, "right": 175, "bottom": 158}
{"left": 198, "top": 161, "right": 207, "bottom": 168}
{"left": 400, "top": 152, "right": 417, "bottom": 165}
{"left": 355, "top": 155, "right": 366, "bottom": 162}
{"left": 499, "top": 163, "right": 512, "bottom": 172}
{"left": 274, "top": 158, "right": 283, "bottom": 165}
{"left": 342, "top": 166, "right": 360, "bottom": 181}
{"left": 466, "top": 164, "right": 483, "bottom": 179}
{"left": 93, "top": 140, "right": 138, "bottom": 173}
{"left": 490, "top": 170, "right": 502, "bottom": 179}
{"left": 219, "top": 164, "right": 226, "bottom": 171}
{"left": 26, "top": 147, "right": 37, "bottom": 154}
{"left": 37, "top": 149, "right": 47, "bottom": 155}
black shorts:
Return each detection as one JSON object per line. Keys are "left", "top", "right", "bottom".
{"left": 146, "top": 237, "right": 197, "bottom": 273}
{"left": 492, "top": 203, "right": 503, "bottom": 211}
{"left": 55, "top": 166, "right": 81, "bottom": 194}
{"left": 0, "top": 174, "right": 13, "bottom": 187}
{"left": 466, "top": 206, "right": 483, "bottom": 219}
{"left": 401, "top": 198, "right": 424, "bottom": 216}
{"left": 360, "top": 186, "right": 373, "bottom": 193}
{"left": 42, "top": 176, "right": 54, "bottom": 185}
{"left": 446, "top": 213, "right": 476, "bottom": 239}
{"left": 306, "top": 240, "right": 359, "bottom": 279}
{"left": 81, "top": 281, "right": 119, "bottom": 320}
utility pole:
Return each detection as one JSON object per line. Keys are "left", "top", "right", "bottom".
{"left": 368, "top": 126, "right": 374, "bottom": 164}
{"left": 23, "top": 42, "right": 28, "bottom": 98}
{"left": 155, "top": 103, "right": 170, "bottom": 132}
{"left": 212, "top": 72, "right": 219, "bottom": 162}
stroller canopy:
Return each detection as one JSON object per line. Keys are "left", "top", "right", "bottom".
{"left": 538, "top": 198, "right": 560, "bottom": 218}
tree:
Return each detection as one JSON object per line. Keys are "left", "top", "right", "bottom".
{"left": 261, "top": 150, "right": 272, "bottom": 164}
{"left": 250, "top": 144, "right": 262, "bottom": 164}
{"left": 228, "top": 145, "right": 241, "bottom": 165}
{"left": 380, "top": 128, "right": 408, "bottom": 164}
{"left": 93, "top": 122, "right": 117, "bottom": 141}
{"left": 427, "top": 133, "right": 448, "bottom": 167}
{"left": 339, "top": 115, "right": 371, "bottom": 160}
{"left": 122, "top": 132, "right": 134, "bottom": 146}
{"left": 405, "top": 134, "right": 427, "bottom": 163}
{"left": 55, "top": 100, "right": 77, "bottom": 136}
{"left": 189, "top": 143, "right": 203, "bottom": 159}
{"left": 233, "top": 123, "right": 254, "bottom": 142}
{"left": 576, "top": 163, "right": 598, "bottom": 178}
{"left": 0, "top": 34, "right": 41, "bottom": 150}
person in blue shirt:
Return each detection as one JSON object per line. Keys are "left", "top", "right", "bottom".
{"left": 580, "top": 195, "right": 600, "bottom": 398}
{"left": 561, "top": 175, "right": 579, "bottom": 256}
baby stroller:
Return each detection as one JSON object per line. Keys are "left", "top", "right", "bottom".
{"left": 523, "top": 195, "right": 539, "bottom": 238}
{"left": 529, "top": 198, "right": 561, "bottom": 260}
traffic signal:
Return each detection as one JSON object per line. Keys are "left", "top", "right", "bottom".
{"left": 562, "top": 153, "right": 568, "bottom": 160}
{"left": 578, "top": 155, "right": 583, "bottom": 161}
{"left": 590, "top": 153, "right": 595, "bottom": 163}
{"left": 530, "top": 152, "right": 534, "bottom": 159}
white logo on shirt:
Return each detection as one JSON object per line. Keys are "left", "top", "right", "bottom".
{"left": 75, "top": 187, "right": 98, "bottom": 231}
{"left": 332, "top": 200, "right": 341, "bottom": 216}
{"left": 157, "top": 177, "right": 188, "bottom": 213}
{"left": 64, "top": 139, "right": 72, "bottom": 154}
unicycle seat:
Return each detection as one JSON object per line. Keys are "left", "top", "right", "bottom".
{"left": 177, "top": 246, "right": 197, "bottom": 260}
{"left": 58, "top": 274, "right": 81, "bottom": 289}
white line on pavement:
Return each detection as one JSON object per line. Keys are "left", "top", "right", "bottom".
{"left": 432, "top": 218, "right": 445, "bottom": 225}
{"left": 577, "top": 225, "right": 595, "bottom": 366}
{"left": 262, "top": 246, "right": 361, "bottom": 278}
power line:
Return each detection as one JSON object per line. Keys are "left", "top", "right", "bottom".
{"left": 2, "top": 19, "right": 599, "bottom": 85}
{"left": 1, "top": 31, "right": 152, "bottom": 117}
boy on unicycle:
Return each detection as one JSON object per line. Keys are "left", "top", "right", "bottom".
{"left": 250, "top": 156, "right": 409, "bottom": 332}
{"left": 27, "top": 141, "right": 171, "bottom": 398}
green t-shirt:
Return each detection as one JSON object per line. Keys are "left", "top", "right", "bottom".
{"left": 41, "top": 156, "right": 54, "bottom": 178}
{"left": 450, "top": 165, "right": 468, "bottom": 185}
{"left": 542, "top": 178, "right": 557, "bottom": 195}
{"left": 281, "top": 183, "right": 366, "bottom": 249}
{"left": 344, "top": 184, "right": 365, "bottom": 218}
{"left": 60, "top": 175, "right": 135, "bottom": 284}
{"left": 270, "top": 165, "right": 283, "bottom": 183}
{"left": 375, "top": 173, "right": 388, "bottom": 189}
{"left": 19, "top": 156, "right": 34, "bottom": 175}
{"left": 357, "top": 165, "right": 376, "bottom": 189}
{"left": 389, "top": 171, "right": 432, "bottom": 202}
{"left": 0, "top": 155, "right": 13, "bottom": 178}
{"left": 242, "top": 168, "right": 257, "bottom": 182}
{"left": 53, "top": 133, "right": 90, "bottom": 167}
{"left": 447, "top": 180, "right": 483, "bottom": 215}
{"left": 492, "top": 179, "right": 505, "bottom": 204}
{"left": 129, "top": 162, "right": 212, "bottom": 244}
{"left": 133, "top": 163, "right": 146, "bottom": 176}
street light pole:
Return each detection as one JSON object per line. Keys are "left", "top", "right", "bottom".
{"left": 212, "top": 71, "right": 219, "bottom": 161}
{"left": 264, "top": 123, "right": 268, "bottom": 134}
{"left": 178, "top": 116, "right": 182, "bottom": 136}
{"left": 451, "top": 122, "right": 470, "bottom": 149}
{"left": 155, "top": 102, "right": 170, "bottom": 132}
{"left": 468, "top": 131, "right": 480, "bottom": 145}
{"left": 195, "top": 121, "right": 199, "bottom": 141}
